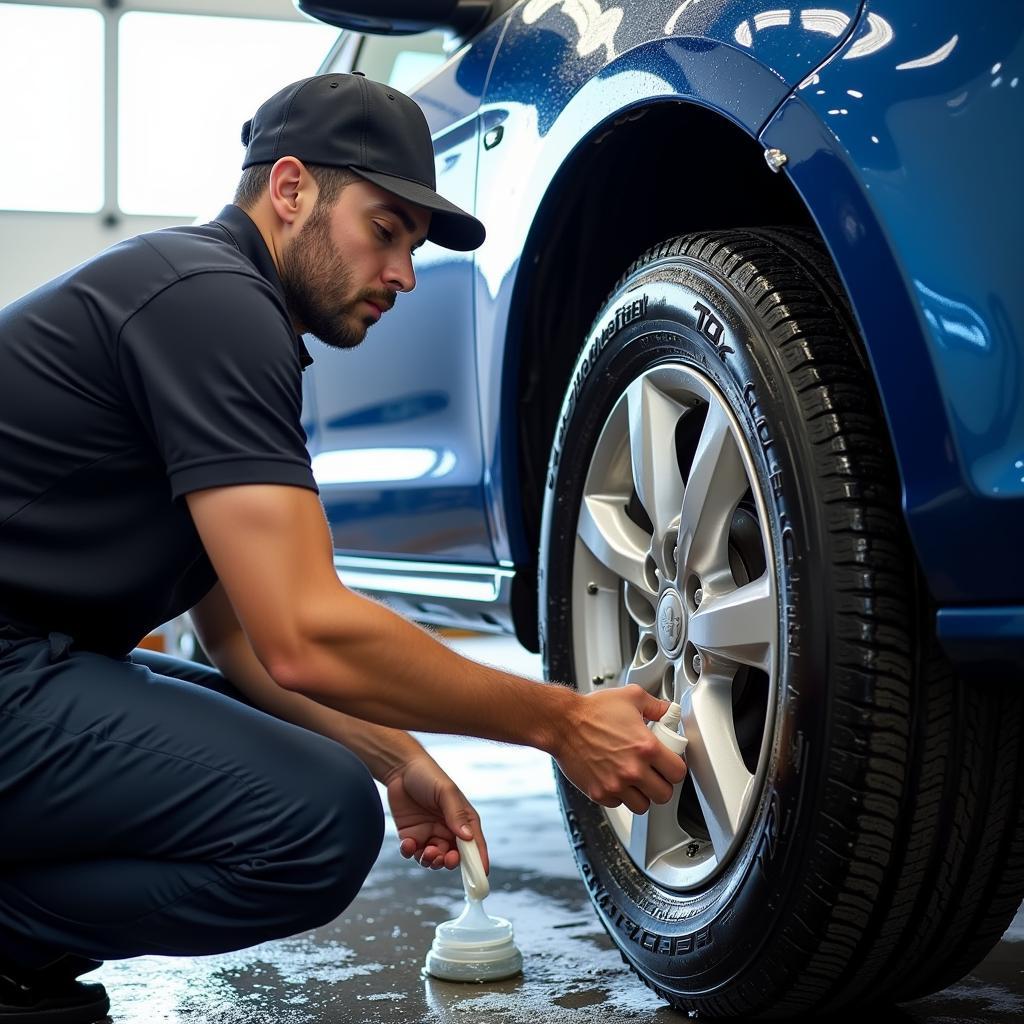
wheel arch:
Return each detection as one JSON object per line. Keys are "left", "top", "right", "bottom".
{"left": 502, "top": 99, "right": 822, "bottom": 652}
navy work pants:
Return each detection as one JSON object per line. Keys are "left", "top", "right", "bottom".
{"left": 0, "top": 628, "right": 384, "bottom": 968}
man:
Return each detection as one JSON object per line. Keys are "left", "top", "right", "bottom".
{"left": 0, "top": 74, "right": 686, "bottom": 1022}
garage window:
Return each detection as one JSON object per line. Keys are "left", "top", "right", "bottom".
{"left": 118, "top": 12, "right": 338, "bottom": 217}
{"left": 352, "top": 30, "right": 449, "bottom": 93}
{"left": 0, "top": 3, "right": 105, "bottom": 213}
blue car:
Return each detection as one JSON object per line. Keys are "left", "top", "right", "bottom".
{"left": 293, "top": 1, "right": 1024, "bottom": 1015}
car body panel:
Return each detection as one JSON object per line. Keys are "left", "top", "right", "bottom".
{"left": 307, "top": 22, "right": 503, "bottom": 562}
{"left": 937, "top": 606, "right": 1024, "bottom": 680}
{"left": 476, "top": 0, "right": 863, "bottom": 564}
{"left": 760, "top": 0, "right": 1024, "bottom": 610}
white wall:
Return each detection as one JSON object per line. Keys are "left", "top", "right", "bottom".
{"left": 0, "top": 211, "right": 185, "bottom": 308}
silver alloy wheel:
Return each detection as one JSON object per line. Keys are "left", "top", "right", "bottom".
{"left": 571, "top": 362, "right": 779, "bottom": 890}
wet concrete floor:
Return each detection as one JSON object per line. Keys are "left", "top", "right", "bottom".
{"left": 93, "top": 637, "right": 1023, "bottom": 1023}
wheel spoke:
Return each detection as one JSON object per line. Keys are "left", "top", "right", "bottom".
{"left": 623, "top": 581, "right": 656, "bottom": 629}
{"left": 677, "top": 402, "right": 748, "bottom": 577}
{"left": 578, "top": 493, "right": 652, "bottom": 594}
{"left": 678, "top": 677, "right": 755, "bottom": 860}
{"left": 688, "top": 574, "right": 775, "bottom": 672}
{"left": 628, "top": 786, "right": 685, "bottom": 871}
{"left": 626, "top": 376, "right": 686, "bottom": 561}
{"left": 622, "top": 632, "right": 667, "bottom": 694}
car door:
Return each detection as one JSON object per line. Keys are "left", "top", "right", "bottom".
{"left": 309, "top": 28, "right": 501, "bottom": 563}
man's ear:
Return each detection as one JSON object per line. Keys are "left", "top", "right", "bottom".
{"left": 268, "top": 157, "right": 317, "bottom": 228}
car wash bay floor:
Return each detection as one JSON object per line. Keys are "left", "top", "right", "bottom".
{"left": 93, "top": 635, "right": 1023, "bottom": 1024}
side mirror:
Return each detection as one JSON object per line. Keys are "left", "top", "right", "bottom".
{"left": 295, "top": 0, "right": 492, "bottom": 36}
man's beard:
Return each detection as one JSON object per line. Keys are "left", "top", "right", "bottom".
{"left": 279, "top": 204, "right": 385, "bottom": 351}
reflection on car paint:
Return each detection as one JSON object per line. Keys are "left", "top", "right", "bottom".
{"left": 312, "top": 447, "right": 458, "bottom": 484}
{"left": 325, "top": 391, "right": 449, "bottom": 431}
{"left": 896, "top": 34, "right": 959, "bottom": 71}
{"left": 733, "top": 8, "right": 852, "bottom": 48}
{"left": 522, "top": 0, "right": 624, "bottom": 61}
{"left": 842, "top": 12, "right": 894, "bottom": 60}
{"left": 916, "top": 281, "right": 991, "bottom": 353}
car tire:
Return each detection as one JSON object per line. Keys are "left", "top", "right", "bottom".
{"left": 538, "top": 227, "right": 1024, "bottom": 1017}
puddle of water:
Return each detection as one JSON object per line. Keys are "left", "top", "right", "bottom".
{"left": 412, "top": 883, "right": 677, "bottom": 1023}
{"left": 930, "top": 980, "right": 1024, "bottom": 1015}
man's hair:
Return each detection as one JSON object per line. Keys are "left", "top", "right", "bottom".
{"left": 233, "top": 163, "right": 361, "bottom": 211}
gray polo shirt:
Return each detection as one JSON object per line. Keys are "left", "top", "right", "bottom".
{"left": 0, "top": 204, "right": 317, "bottom": 658}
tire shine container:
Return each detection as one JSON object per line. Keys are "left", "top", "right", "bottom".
{"left": 423, "top": 837, "right": 523, "bottom": 982}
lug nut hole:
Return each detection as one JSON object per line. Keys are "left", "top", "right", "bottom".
{"left": 644, "top": 555, "right": 659, "bottom": 592}
{"left": 682, "top": 641, "right": 701, "bottom": 683}
{"left": 662, "top": 532, "right": 680, "bottom": 578}
{"left": 662, "top": 664, "right": 675, "bottom": 700}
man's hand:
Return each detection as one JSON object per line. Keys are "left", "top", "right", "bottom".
{"left": 552, "top": 684, "right": 687, "bottom": 814}
{"left": 384, "top": 756, "right": 490, "bottom": 873}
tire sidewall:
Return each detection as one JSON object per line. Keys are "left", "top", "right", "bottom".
{"left": 539, "top": 256, "right": 833, "bottom": 992}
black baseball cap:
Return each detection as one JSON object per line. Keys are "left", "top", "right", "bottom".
{"left": 240, "top": 73, "right": 485, "bottom": 252}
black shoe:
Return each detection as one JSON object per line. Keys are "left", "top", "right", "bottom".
{"left": 0, "top": 956, "right": 109, "bottom": 1023}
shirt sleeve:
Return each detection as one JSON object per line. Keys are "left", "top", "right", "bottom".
{"left": 116, "top": 270, "right": 318, "bottom": 500}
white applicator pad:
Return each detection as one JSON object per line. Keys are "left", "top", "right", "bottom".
{"left": 423, "top": 837, "right": 523, "bottom": 982}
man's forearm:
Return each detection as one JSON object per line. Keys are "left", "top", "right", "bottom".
{"left": 278, "top": 590, "right": 580, "bottom": 753}
{"left": 202, "top": 626, "right": 430, "bottom": 782}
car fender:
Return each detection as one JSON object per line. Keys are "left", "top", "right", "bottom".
{"left": 760, "top": 0, "right": 1024, "bottom": 613}
{"left": 477, "top": 1, "right": 862, "bottom": 570}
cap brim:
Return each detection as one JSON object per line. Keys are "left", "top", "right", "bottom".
{"left": 351, "top": 168, "right": 485, "bottom": 252}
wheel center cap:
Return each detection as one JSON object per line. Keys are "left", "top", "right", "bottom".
{"left": 657, "top": 590, "right": 685, "bottom": 656}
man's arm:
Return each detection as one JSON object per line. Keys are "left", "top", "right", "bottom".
{"left": 188, "top": 578, "right": 429, "bottom": 784}
{"left": 185, "top": 484, "right": 685, "bottom": 814}
{"left": 190, "top": 579, "right": 491, "bottom": 870}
